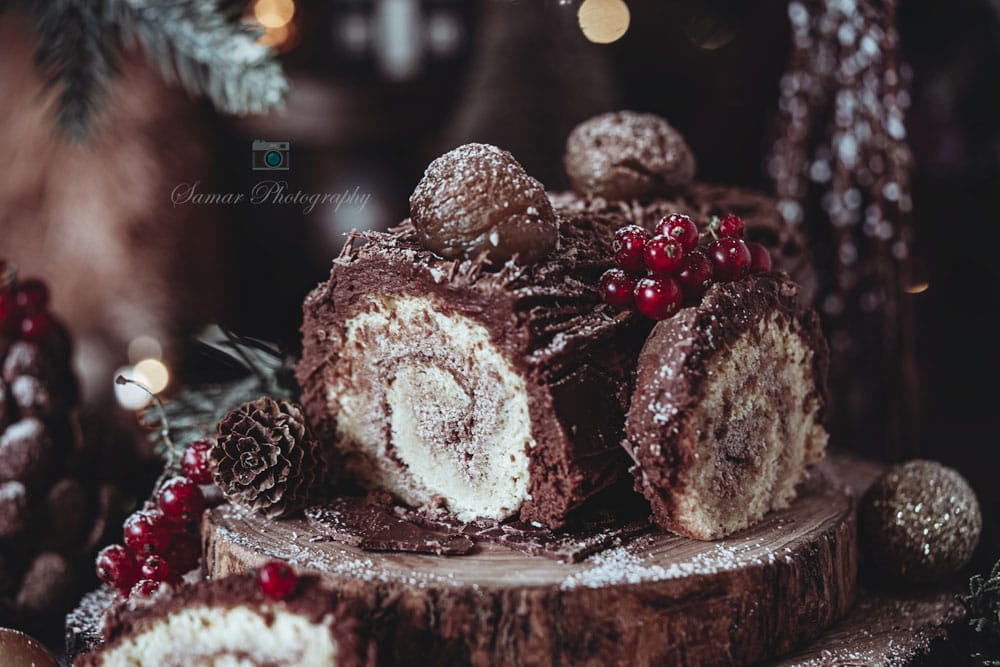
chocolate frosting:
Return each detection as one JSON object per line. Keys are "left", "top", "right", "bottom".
{"left": 297, "top": 213, "right": 651, "bottom": 528}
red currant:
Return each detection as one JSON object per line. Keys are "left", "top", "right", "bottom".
{"left": 718, "top": 214, "right": 745, "bottom": 238}
{"left": 15, "top": 279, "right": 49, "bottom": 313}
{"left": 634, "top": 276, "right": 683, "bottom": 321}
{"left": 258, "top": 561, "right": 298, "bottom": 601}
{"left": 613, "top": 225, "right": 650, "bottom": 273}
{"left": 158, "top": 477, "right": 206, "bottom": 525}
{"left": 140, "top": 555, "right": 174, "bottom": 583}
{"left": 19, "top": 311, "right": 54, "bottom": 342}
{"left": 644, "top": 236, "right": 684, "bottom": 276}
{"left": 165, "top": 530, "right": 201, "bottom": 574}
{"left": 123, "top": 510, "right": 173, "bottom": 556}
{"left": 710, "top": 238, "right": 752, "bottom": 281}
{"left": 181, "top": 439, "right": 214, "bottom": 485}
{"left": 130, "top": 579, "right": 164, "bottom": 599}
{"left": 747, "top": 242, "right": 773, "bottom": 273}
{"left": 655, "top": 214, "right": 699, "bottom": 252}
{"left": 600, "top": 269, "right": 637, "bottom": 312}
{"left": 96, "top": 544, "right": 138, "bottom": 592}
{"left": 0, "top": 290, "right": 21, "bottom": 333}
{"left": 676, "top": 250, "right": 714, "bottom": 300}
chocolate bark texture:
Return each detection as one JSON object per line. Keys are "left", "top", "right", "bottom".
{"left": 550, "top": 183, "right": 817, "bottom": 305}
{"left": 626, "top": 273, "right": 829, "bottom": 540}
{"left": 75, "top": 573, "right": 371, "bottom": 667}
{"left": 297, "top": 214, "right": 649, "bottom": 529}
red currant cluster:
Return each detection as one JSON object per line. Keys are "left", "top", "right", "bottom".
{"left": 600, "top": 214, "right": 772, "bottom": 320}
{"left": 0, "top": 263, "right": 63, "bottom": 345}
{"left": 95, "top": 438, "right": 214, "bottom": 599}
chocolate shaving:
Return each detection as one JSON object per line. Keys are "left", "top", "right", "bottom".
{"left": 471, "top": 515, "right": 651, "bottom": 563}
{"left": 307, "top": 485, "right": 651, "bottom": 563}
{"left": 305, "top": 494, "right": 475, "bottom": 556}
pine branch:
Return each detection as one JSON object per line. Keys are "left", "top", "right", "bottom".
{"left": 138, "top": 328, "right": 296, "bottom": 463}
{"left": 32, "top": 0, "right": 119, "bottom": 138}
{"left": 964, "top": 558, "right": 1000, "bottom": 665}
{"left": 22, "top": 0, "right": 288, "bottom": 136}
{"left": 111, "top": 0, "right": 288, "bottom": 116}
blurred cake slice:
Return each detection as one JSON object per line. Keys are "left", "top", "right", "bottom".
{"left": 75, "top": 573, "right": 369, "bottom": 667}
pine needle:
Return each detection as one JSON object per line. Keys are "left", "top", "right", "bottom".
{"left": 11, "top": 0, "right": 289, "bottom": 136}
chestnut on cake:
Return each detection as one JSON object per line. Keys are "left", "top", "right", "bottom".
{"left": 297, "top": 144, "right": 648, "bottom": 528}
{"left": 625, "top": 273, "right": 829, "bottom": 540}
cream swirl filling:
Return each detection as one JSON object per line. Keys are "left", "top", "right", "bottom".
{"left": 92, "top": 606, "right": 340, "bottom": 667}
{"left": 669, "top": 312, "right": 827, "bottom": 539}
{"left": 331, "top": 295, "right": 533, "bottom": 521}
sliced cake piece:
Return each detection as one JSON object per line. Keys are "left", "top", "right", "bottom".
{"left": 625, "top": 273, "right": 829, "bottom": 540}
{"left": 75, "top": 573, "right": 370, "bottom": 667}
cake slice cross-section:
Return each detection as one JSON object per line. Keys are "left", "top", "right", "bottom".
{"left": 625, "top": 273, "right": 829, "bottom": 540}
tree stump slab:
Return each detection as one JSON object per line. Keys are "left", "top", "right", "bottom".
{"left": 204, "top": 453, "right": 871, "bottom": 666}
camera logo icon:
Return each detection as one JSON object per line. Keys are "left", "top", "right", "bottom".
{"left": 252, "top": 140, "right": 290, "bottom": 171}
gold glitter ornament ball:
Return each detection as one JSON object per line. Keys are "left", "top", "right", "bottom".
{"left": 860, "top": 460, "right": 982, "bottom": 584}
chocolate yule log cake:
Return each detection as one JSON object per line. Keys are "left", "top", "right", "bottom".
{"left": 626, "top": 273, "right": 829, "bottom": 540}
{"left": 75, "top": 571, "right": 371, "bottom": 667}
{"left": 297, "top": 143, "right": 649, "bottom": 528}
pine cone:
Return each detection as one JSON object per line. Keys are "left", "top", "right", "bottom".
{"left": 211, "top": 397, "right": 324, "bottom": 518}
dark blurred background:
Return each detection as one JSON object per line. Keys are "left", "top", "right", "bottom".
{"left": 1, "top": 0, "right": 998, "bottom": 568}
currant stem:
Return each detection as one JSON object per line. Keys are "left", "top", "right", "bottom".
{"left": 707, "top": 215, "right": 721, "bottom": 241}
{"left": 118, "top": 375, "right": 182, "bottom": 505}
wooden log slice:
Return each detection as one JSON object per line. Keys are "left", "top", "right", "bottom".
{"left": 204, "top": 454, "right": 866, "bottom": 667}
{"left": 765, "top": 588, "right": 965, "bottom": 666}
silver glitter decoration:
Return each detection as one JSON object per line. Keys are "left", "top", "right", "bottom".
{"left": 860, "top": 460, "right": 982, "bottom": 584}
{"left": 769, "top": 0, "right": 920, "bottom": 457}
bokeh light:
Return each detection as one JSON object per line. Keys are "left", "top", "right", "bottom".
{"left": 114, "top": 366, "right": 153, "bottom": 411}
{"left": 578, "top": 0, "right": 631, "bottom": 44}
{"left": 134, "top": 358, "right": 170, "bottom": 394}
{"left": 253, "top": 0, "right": 295, "bottom": 29}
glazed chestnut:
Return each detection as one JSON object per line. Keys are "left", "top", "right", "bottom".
{"left": 564, "top": 111, "right": 696, "bottom": 200}
{"left": 409, "top": 143, "right": 559, "bottom": 265}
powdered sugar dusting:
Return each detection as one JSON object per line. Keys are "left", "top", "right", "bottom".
{"left": 216, "top": 506, "right": 460, "bottom": 588}
{"left": 561, "top": 534, "right": 788, "bottom": 589}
